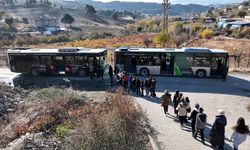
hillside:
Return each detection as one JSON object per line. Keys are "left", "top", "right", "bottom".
{"left": 1, "top": 6, "right": 126, "bottom": 35}
{"left": 56, "top": 0, "right": 211, "bottom": 16}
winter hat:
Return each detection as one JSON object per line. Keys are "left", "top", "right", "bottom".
{"left": 218, "top": 109, "right": 225, "bottom": 115}
{"left": 195, "top": 103, "right": 200, "bottom": 109}
{"left": 164, "top": 90, "right": 169, "bottom": 94}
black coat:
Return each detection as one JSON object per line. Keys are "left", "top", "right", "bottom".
{"left": 189, "top": 109, "right": 199, "bottom": 128}
{"left": 210, "top": 115, "right": 227, "bottom": 146}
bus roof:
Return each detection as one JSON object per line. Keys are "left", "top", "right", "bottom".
{"left": 115, "top": 47, "right": 181, "bottom": 53}
{"left": 7, "top": 48, "right": 107, "bottom": 54}
{"left": 115, "top": 47, "right": 228, "bottom": 54}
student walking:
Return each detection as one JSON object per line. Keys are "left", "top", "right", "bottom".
{"left": 144, "top": 77, "right": 151, "bottom": 96}
{"left": 132, "top": 76, "right": 136, "bottom": 93}
{"left": 140, "top": 79, "right": 145, "bottom": 97}
{"left": 210, "top": 110, "right": 227, "bottom": 150}
{"left": 173, "top": 90, "right": 180, "bottom": 115}
{"left": 108, "top": 65, "right": 113, "bottom": 83}
{"left": 136, "top": 78, "right": 141, "bottom": 95}
{"left": 194, "top": 107, "right": 207, "bottom": 144}
{"left": 184, "top": 97, "right": 191, "bottom": 123}
{"left": 160, "top": 90, "right": 172, "bottom": 115}
{"left": 128, "top": 74, "right": 133, "bottom": 94}
{"left": 151, "top": 78, "right": 156, "bottom": 97}
{"left": 230, "top": 117, "right": 249, "bottom": 150}
{"left": 123, "top": 72, "right": 128, "bottom": 88}
{"left": 188, "top": 103, "right": 200, "bottom": 136}
{"left": 176, "top": 102, "right": 188, "bottom": 129}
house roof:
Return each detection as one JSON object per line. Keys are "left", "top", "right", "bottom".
{"left": 228, "top": 21, "right": 250, "bottom": 25}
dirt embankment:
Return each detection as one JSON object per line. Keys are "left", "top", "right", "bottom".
{"left": 0, "top": 85, "right": 152, "bottom": 150}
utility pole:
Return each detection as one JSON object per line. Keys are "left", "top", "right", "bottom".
{"left": 162, "top": 0, "right": 170, "bottom": 47}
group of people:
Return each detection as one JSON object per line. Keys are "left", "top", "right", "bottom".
{"left": 160, "top": 90, "right": 249, "bottom": 150}
{"left": 108, "top": 65, "right": 157, "bottom": 97}
{"left": 88, "top": 62, "right": 104, "bottom": 79}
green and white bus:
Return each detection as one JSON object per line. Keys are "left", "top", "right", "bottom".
{"left": 115, "top": 47, "right": 229, "bottom": 78}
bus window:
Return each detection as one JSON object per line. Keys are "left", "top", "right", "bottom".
{"left": 40, "top": 56, "right": 52, "bottom": 64}
{"left": 65, "top": 56, "right": 75, "bottom": 65}
{"left": 154, "top": 56, "right": 161, "bottom": 65}
{"left": 75, "top": 56, "right": 85, "bottom": 65}
{"left": 193, "top": 57, "right": 210, "bottom": 67}
{"left": 31, "top": 56, "right": 39, "bottom": 65}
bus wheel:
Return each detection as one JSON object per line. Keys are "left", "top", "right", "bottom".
{"left": 31, "top": 68, "right": 40, "bottom": 76}
{"left": 196, "top": 69, "right": 206, "bottom": 78}
{"left": 78, "top": 70, "right": 86, "bottom": 77}
{"left": 140, "top": 68, "right": 150, "bottom": 76}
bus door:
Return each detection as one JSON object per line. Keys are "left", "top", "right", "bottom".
{"left": 54, "top": 56, "right": 65, "bottom": 72}
{"left": 164, "top": 53, "right": 174, "bottom": 75}
{"left": 211, "top": 57, "right": 227, "bottom": 76}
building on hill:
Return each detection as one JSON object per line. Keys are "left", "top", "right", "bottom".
{"left": 34, "top": 17, "right": 59, "bottom": 32}
{"left": 0, "top": 0, "right": 15, "bottom": 8}
{"left": 245, "top": 16, "right": 250, "bottom": 22}
{"left": 226, "top": 21, "right": 250, "bottom": 29}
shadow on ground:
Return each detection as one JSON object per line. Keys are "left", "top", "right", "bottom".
{"left": 154, "top": 75, "right": 250, "bottom": 98}
{"left": 9, "top": 74, "right": 107, "bottom": 91}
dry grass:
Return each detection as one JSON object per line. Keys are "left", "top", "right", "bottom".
{"left": 0, "top": 58, "right": 6, "bottom": 67}
{"left": 69, "top": 88, "right": 149, "bottom": 150}
{"left": 1, "top": 87, "right": 150, "bottom": 149}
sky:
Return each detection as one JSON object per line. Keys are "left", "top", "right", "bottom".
{"left": 94, "top": 0, "right": 246, "bottom": 5}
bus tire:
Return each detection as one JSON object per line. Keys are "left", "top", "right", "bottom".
{"left": 196, "top": 69, "right": 206, "bottom": 78}
{"left": 140, "top": 68, "right": 150, "bottom": 76}
{"left": 78, "top": 69, "right": 86, "bottom": 77}
{"left": 31, "top": 68, "right": 40, "bottom": 76}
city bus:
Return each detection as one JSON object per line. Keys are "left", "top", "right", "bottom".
{"left": 7, "top": 47, "right": 107, "bottom": 76}
{"left": 115, "top": 47, "right": 229, "bottom": 78}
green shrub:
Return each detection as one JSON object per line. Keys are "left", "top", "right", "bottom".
{"left": 30, "top": 87, "right": 66, "bottom": 101}
{"left": 237, "top": 10, "right": 247, "bottom": 18}
{"left": 201, "top": 28, "right": 214, "bottom": 39}
{"left": 156, "top": 31, "right": 172, "bottom": 46}
{"left": 89, "top": 32, "right": 113, "bottom": 39}
{"left": 192, "top": 23, "right": 202, "bottom": 32}
{"left": 56, "top": 124, "right": 69, "bottom": 140}
{"left": 70, "top": 88, "right": 148, "bottom": 149}
{"left": 136, "top": 26, "right": 143, "bottom": 33}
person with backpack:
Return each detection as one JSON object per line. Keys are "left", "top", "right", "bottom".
{"left": 160, "top": 90, "right": 172, "bottom": 115}
{"left": 188, "top": 103, "right": 200, "bottom": 136}
{"left": 210, "top": 110, "right": 227, "bottom": 150}
{"left": 230, "top": 117, "right": 249, "bottom": 150}
{"left": 194, "top": 107, "right": 207, "bottom": 145}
